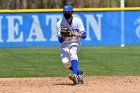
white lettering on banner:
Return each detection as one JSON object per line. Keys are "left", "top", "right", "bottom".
{"left": 26, "top": 15, "right": 47, "bottom": 42}
{"left": 0, "top": 16, "right": 3, "bottom": 42}
{"left": 46, "top": 15, "right": 62, "bottom": 41}
{"left": 85, "top": 14, "right": 103, "bottom": 40}
{"left": 73, "top": 14, "right": 81, "bottom": 19}
{"left": 6, "top": 16, "right": 23, "bottom": 42}
{"left": 135, "top": 17, "right": 140, "bottom": 38}
{"left": 0, "top": 14, "right": 103, "bottom": 43}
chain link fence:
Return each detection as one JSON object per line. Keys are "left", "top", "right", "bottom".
{"left": 0, "top": 0, "right": 140, "bottom": 9}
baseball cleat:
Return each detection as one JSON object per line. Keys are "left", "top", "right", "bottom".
{"left": 78, "top": 75, "right": 84, "bottom": 84}
{"left": 68, "top": 74, "right": 79, "bottom": 85}
{"left": 78, "top": 71, "right": 84, "bottom": 84}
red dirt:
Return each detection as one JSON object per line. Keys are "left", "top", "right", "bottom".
{"left": 0, "top": 76, "right": 140, "bottom": 93}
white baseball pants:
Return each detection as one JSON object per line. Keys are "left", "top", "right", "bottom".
{"left": 60, "top": 42, "right": 80, "bottom": 68}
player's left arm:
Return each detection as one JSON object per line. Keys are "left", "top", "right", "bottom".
{"left": 73, "top": 31, "right": 86, "bottom": 38}
{"left": 73, "top": 19, "right": 86, "bottom": 39}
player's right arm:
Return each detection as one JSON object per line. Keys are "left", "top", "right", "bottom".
{"left": 56, "top": 21, "right": 65, "bottom": 43}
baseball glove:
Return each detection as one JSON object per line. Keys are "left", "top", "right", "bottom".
{"left": 60, "top": 26, "right": 74, "bottom": 37}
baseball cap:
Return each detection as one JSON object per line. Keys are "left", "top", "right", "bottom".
{"left": 63, "top": 5, "right": 73, "bottom": 11}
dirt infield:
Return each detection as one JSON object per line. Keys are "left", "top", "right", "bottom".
{"left": 0, "top": 76, "right": 140, "bottom": 93}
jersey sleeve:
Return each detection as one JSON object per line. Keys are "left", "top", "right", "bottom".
{"left": 56, "top": 22, "right": 61, "bottom": 36}
{"left": 77, "top": 18, "right": 86, "bottom": 38}
{"left": 77, "top": 18, "right": 85, "bottom": 32}
{"left": 56, "top": 21, "right": 65, "bottom": 43}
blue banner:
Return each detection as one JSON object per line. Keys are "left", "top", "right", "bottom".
{"left": 125, "top": 11, "right": 140, "bottom": 45}
{"left": 0, "top": 11, "right": 140, "bottom": 47}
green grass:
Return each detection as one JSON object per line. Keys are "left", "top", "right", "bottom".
{"left": 0, "top": 45, "right": 140, "bottom": 77}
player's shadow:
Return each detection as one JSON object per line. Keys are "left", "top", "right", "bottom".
{"left": 54, "top": 82, "right": 75, "bottom": 86}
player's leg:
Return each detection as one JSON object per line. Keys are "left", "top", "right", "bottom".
{"left": 60, "top": 45, "right": 79, "bottom": 85}
{"left": 68, "top": 65, "right": 84, "bottom": 84}
{"left": 69, "top": 43, "right": 79, "bottom": 75}
{"left": 60, "top": 45, "right": 71, "bottom": 69}
{"left": 60, "top": 46, "right": 78, "bottom": 84}
{"left": 69, "top": 43, "right": 83, "bottom": 75}
{"left": 68, "top": 65, "right": 83, "bottom": 74}
{"left": 69, "top": 43, "right": 84, "bottom": 84}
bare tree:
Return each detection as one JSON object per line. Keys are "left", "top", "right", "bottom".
{"left": 7, "top": 0, "right": 15, "bottom": 9}
{"left": 0, "top": 0, "right": 4, "bottom": 8}
{"left": 22, "top": 0, "right": 28, "bottom": 9}
{"left": 0, "top": 0, "right": 139, "bottom": 9}
{"left": 37, "top": 0, "right": 44, "bottom": 8}
{"left": 16, "top": 0, "right": 21, "bottom": 9}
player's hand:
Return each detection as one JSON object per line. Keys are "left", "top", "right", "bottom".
{"left": 60, "top": 26, "right": 74, "bottom": 37}
{"left": 73, "top": 32, "right": 83, "bottom": 38}
{"left": 62, "top": 35, "right": 67, "bottom": 39}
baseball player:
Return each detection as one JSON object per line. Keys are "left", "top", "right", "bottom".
{"left": 56, "top": 4, "right": 86, "bottom": 84}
